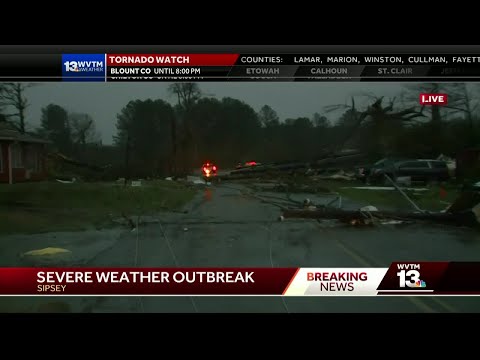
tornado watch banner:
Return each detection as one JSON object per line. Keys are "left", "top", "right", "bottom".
{"left": 102, "top": 53, "right": 480, "bottom": 82}
{"left": 1, "top": 262, "right": 480, "bottom": 296}
{"left": 4, "top": 49, "right": 480, "bottom": 81}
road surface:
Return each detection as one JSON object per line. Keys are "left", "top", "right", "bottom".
{"left": 1, "top": 181, "right": 480, "bottom": 313}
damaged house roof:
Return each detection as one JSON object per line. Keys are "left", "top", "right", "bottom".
{"left": 0, "top": 120, "right": 50, "bottom": 144}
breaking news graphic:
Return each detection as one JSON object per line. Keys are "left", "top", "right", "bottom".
{"left": 286, "top": 268, "right": 385, "bottom": 296}
{"left": 0, "top": 263, "right": 480, "bottom": 296}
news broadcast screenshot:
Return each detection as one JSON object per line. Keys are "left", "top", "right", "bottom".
{"left": 1, "top": 45, "right": 480, "bottom": 313}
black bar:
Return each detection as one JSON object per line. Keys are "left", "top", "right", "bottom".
{"left": 0, "top": 54, "right": 61, "bottom": 77}
{"left": 3, "top": 45, "right": 480, "bottom": 53}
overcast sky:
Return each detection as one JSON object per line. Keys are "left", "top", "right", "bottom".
{"left": 23, "top": 82, "right": 405, "bottom": 144}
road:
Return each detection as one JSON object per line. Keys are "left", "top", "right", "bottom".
{"left": 2, "top": 181, "right": 480, "bottom": 313}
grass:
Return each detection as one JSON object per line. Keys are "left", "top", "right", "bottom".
{"left": 316, "top": 179, "right": 461, "bottom": 211}
{"left": 247, "top": 174, "right": 461, "bottom": 211}
{"left": 0, "top": 180, "right": 197, "bottom": 235}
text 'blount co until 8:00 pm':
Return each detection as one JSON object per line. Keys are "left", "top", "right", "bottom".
{"left": 110, "top": 68, "right": 202, "bottom": 75}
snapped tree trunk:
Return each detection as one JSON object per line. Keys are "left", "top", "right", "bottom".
{"left": 282, "top": 207, "right": 479, "bottom": 227}
{"left": 430, "top": 105, "right": 442, "bottom": 155}
{"left": 19, "top": 107, "right": 25, "bottom": 133}
{"left": 171, "top": 116, "right": 177, "bottom": 176}
{"left": 124, "top": 134, "right": 131, "bottom": 187}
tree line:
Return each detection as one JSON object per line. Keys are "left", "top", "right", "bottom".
{"left": 1, "top": 82, "right": 479, "bottom": 180}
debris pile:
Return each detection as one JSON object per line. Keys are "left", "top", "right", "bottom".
{"left": 279, "top": 174, "right": 480, "bottom": 228}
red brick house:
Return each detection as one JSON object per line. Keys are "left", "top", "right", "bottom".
{"left": 0, "top": 120, "right": 49, "bottom": 184}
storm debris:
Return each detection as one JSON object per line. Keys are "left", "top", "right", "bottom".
{"left": 282, "top": 202, "right": 480, "bottom": 227}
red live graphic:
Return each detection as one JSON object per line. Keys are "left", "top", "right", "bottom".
{"left": 419, "top": 93, "right": 448, "bottom": 105}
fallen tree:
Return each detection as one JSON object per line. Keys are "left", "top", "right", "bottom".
{"left": 282, "top": 207, "right": 479, "bottom": 227}
{"left": 48, "top": 152, "right": 112, "bottom": 172}
{"left": 221, "top": 150, "right": 366, "bottom": 181}
{"left": 282, "top": 190, "right": 480, "bottom": 228}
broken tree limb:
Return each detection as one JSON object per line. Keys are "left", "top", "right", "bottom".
{"left": 282, "top": 207, "right": 479, "bottom": 227}
{"left": 326, "top": 194, "right": 343, "bottom": 208}
{"left": 312, "top": 151, "right": 365, "bottom": 168}
{"left": 121, "top": 212, "right": 136, "bottom": 230}
{"left": 220, "top": 150, "right": 366, "bottom": 181}
{"left": 48, "top": 152, "right": 111, "bottom": 172}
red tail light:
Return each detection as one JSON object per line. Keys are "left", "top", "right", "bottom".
{"left": 213, "top": 166, "right": 217, "bottom": 171}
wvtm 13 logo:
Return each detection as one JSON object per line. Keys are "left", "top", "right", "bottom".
{"left": 64, "top": 60, "right": 104, "bottom": 72}
{"left": 61, "top": 54, "right": 106, "bottom": 80}
{"left": 396, "top": 264, "right": 426, "bottom": 288}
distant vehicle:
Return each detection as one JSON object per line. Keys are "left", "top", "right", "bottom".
{"left": 236, "top": 161, "right": 260, "bottom": 169}
{"left": 355, "top": 158, "right": 408, "bottom": 182}
{"left": 366, "top": 159, "right": 450, "bottom": 184}
{"left": 202, "top": 162, "right": 218, "bottom": 179}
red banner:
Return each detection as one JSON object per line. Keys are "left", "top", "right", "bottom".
{"left": 106, "top": 54, "right": 239, "bottom": 66}
{"left": 0, "top": 268, "right": 297, "bottom": 295}
{"left": 3, "top": 263, "right": 480, "bottom": 296}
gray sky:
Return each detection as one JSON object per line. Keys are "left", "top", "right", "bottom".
{"left": 23, "top": 82, "right": 404, "bottom": 144}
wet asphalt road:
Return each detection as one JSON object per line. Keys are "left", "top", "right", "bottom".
{"left": 2, "top": 182, "right": 480, "bottom": 313}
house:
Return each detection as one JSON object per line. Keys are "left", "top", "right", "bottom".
{"left": 0, "top": 120, "right": 49, "bottom": 184}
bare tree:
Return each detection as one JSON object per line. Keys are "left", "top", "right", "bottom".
{"left": 70, "top": 113, "right": 101, "bottom": 146}
{"left": 443, "top": 83, "right": 480, "bottom": 145}
{"left": 258, "top": 105, "right": 280, "bottom": 127}
{"left": 0, "top": 83, "right": 35, "bottom": 133}
{"left": 325, "top": 96, "right": 425, "bottom": 156}
{"left": 168, "top": 83, "right": 202, "bottom": 169}
{"left": 401, "top": 82, "right": 480, "bottom": 148}
{"left": 168, "top": 83, "right": 202, "bottom": 110}
{"left": 0, "top": 84, "right": 6, "bottom": 113}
